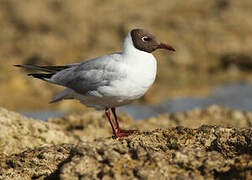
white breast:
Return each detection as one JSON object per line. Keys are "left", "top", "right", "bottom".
{"left": 121, "top": 33, "right": 157, "bottom": 100}
{"left": 100, "top": 50, "right": 157, "bottom": 104}
{"left": 123, "top": 53, "right": 157, "bottom": 97}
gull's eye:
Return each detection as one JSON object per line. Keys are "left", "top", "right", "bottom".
{"left": 141, "top": 36, "right": 152, "bottom": 42}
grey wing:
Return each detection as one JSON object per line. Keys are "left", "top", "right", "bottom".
{"left": 50, "top": 54, "right": 125, "bottom": 94}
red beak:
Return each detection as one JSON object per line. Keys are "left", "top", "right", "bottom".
{"left": 158, "top": 43, "right": 175, "bottom": 51}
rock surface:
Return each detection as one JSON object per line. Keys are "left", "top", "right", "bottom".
{"left": 0, "top": 105, "right": 251, "bottom": 179}
{"left": 0, "top": 108, "right": 73, "bottom": 155}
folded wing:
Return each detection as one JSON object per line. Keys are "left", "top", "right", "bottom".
{"left": 15, "top": 53, "right": 125, "bottom": 95}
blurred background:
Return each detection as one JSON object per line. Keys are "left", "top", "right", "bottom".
{"left": 1, "top": 0, "right": 252, "bottom": 119}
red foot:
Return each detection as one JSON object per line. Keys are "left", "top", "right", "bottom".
{"left": 113, "top": 128, "right": 138, "bottom": 138}
{"left": 117, "top": 128, "right": 137, "bottom": 133}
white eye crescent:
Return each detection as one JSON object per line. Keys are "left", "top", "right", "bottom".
{"left": 141, "top": 36, "right": 152, "bottom": 42}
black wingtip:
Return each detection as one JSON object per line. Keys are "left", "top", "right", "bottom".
{"left": 49, "top": 100, "right": 56, "bottom": 104}
{"left": 14, "top": 64, "right": 22, "bottom": 67}
{"left": 28, "top": 73, "right": 44, "bottom": 80}
{"left": 28, "top": 73, "right": 54, "bottom": 80}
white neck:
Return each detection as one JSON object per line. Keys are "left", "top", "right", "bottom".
{"left": 122, "top": 32, "right": 152, "bottom": 58}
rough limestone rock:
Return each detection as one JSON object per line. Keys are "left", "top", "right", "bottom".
{"left": 0, "top": 105, "right": 251, "bottom": 179}
{"left": 136, "top": 105, "right": 252, "bottom": 130}
{"left": 0, "top": 127, "right": 251, "bottom": 179}
{"left": 48, "top": 105, "right": 252, "bottom": 139}
{"left": 0, "top": 108, "right": 74, "bottom": 155}
{"left": 0, "top": 144, "right": 73, "bottom": 179}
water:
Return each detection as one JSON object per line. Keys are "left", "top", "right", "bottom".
{"left": 21, "top": 82, "right": 252, "bottom": 121}
{"left": 121, "top": 82, "right": 252, "bottom": 119}
{"left": 20, "top": 111, "right": 65, "bottom": 121}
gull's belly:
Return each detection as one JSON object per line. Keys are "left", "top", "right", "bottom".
{"left": 73, "top": 71, "right": 156, "bottom": 109}
{"left": 98, "top": 66, "right": 156, "bottom": 106}
{"left": 74, "top": 75, "right": 155, "bottom": 109}
{"left": 115, "top": 73, "right": 155, "bottom": 99}
{"left": 97, "top": 57, "right": 157, "bottom": 107}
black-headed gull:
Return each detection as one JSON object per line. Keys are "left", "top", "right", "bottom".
{"left": 15, "top": 29, "right": 175, "bottom": 138}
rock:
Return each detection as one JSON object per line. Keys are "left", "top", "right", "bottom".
{"left": 0, "top": 127, "right": 251, "bottom": 179}
{"left": 0, "top": 144, "right": 73, "bottom": 179}
{"left": 0, "top": 106, "right": 251, "bottom": 179}
{"left": 47, "top": 110, "right": 135, "bottom": 139}
{"left": 0, "top": 108, "right": 74, "bottom": 155}
{"left": 138, "top": 105, "right": 252, "bottom": 130}
{"left": 47, "top": 105, "right": 252, "bottom": 142}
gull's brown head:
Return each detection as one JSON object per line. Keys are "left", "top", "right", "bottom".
{"left": 130, "top": 29, "right": 175, "bottom": 53}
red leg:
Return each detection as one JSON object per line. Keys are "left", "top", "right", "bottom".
{"left": 105, "top": 108, "right": 116, "bottom": 136}
{"left": 111, "top": 107, "right": 120, "bottom": 130}
{"left": 111, "top": 107, "right": 136, "bottom": 136}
